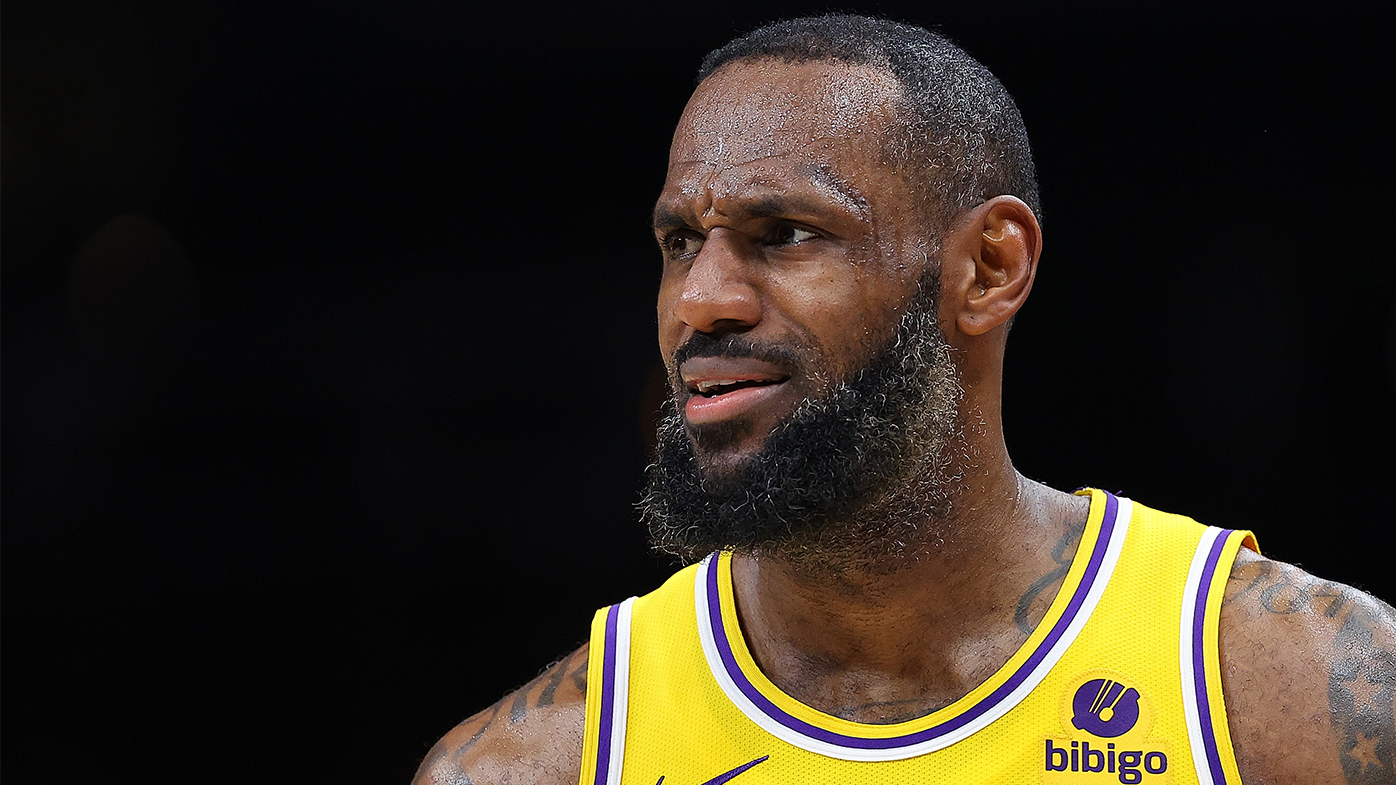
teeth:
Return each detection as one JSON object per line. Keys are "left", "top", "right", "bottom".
{"left": 697, "top": 379, "right": 742, "bottom": 393}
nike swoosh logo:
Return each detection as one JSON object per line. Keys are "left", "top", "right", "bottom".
{"left": 654, "top": 754, "right": 769, "bottom": 785}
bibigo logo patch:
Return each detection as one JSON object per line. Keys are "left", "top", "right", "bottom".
{"left": 1041, "top": 671, "right": 1171, "bottom": 784}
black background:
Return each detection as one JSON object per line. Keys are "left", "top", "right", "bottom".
{"left": 4, "top": 1, "right": 1393, "bottom": 783}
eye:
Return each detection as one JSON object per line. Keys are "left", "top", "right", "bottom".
{"left": 663, "top": 231, "right": 705, "bottom": 259}
{"left": 770, "top": 224, "right": 819, "bottom": 246}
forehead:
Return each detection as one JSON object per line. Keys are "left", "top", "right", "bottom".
{"left": 665, "top": 59, "right": 906, "bottom": 200}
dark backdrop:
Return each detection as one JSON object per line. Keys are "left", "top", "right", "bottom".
{"left": 5, "top": 2, "right": 1393, "bottom": 783}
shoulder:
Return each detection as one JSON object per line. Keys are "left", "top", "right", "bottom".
{"left": 411, "top": 644, "right": 590, "bottom": 785}
{"left": 1219, "top": 547, "right": 1396, "bottom": 784}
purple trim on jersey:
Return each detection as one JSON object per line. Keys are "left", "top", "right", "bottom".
{"left": 704, "top": 492, "right": 1121, "bottom": 750}
{"left": 594, "top": 603, "right": 621, "bottom": 785}
{"left": 1191, "top": 530, "right": 1233, "bottom": 785}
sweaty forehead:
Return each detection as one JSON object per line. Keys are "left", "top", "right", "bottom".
{"left": 669, "top": 59, "right": 904, "bottom": 174}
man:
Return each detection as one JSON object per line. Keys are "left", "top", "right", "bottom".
{"left": 415, "top": 15, "right": 1395, "bottom": 785}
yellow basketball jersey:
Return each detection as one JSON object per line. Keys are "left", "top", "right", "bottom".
{"left": 580, "top": 489, "right": 1258, "bottom": 785}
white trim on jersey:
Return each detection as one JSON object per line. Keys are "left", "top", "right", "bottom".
{"left": 694, "top": 497, "right": 1134, "bottom": 761}
{"left": 1180, "top": 526, "right": 1226, "bottom": 785}
{"left": 604, "top": 596, "right": 636, "bottom": 785}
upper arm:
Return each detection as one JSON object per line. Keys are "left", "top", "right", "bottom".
{"left": 1220, "top": 548, "right": 1396, "bottom": 784}
{"left": 412, "top": 643, "right": 590, "bottom": 785}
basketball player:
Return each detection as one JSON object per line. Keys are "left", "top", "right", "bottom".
{"left": 414, "top": 15, "right": 1396, "bottom": 785}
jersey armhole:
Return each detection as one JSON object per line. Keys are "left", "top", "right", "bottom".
{"left": 1183, "top": 527, "right": 1254, "bottom": 785}
{"left": 579, "top": 599, "right": 635, "bottom": 785}
{"left": 578, "top": 607, "right": 608, "bottom": 785}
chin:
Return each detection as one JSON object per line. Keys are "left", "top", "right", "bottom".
{"left": 689, "top": 433, "right": 767, "bottom": 485}
{"left": 685, "top": 416, "right": 760, "bottom": 459}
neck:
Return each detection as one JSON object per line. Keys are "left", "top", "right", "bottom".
{"left": 728, "top": 442, "right": 1089, "bottom": 724}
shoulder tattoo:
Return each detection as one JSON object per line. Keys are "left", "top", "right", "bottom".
{"left": 411, "top": 647, "right": 589, "bottom": 785}
{"left": 1226, "top": 558, "right": 1396, "bottom": 784}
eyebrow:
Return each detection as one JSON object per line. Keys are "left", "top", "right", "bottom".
{"left": 744, "top": 193, "right": 843, "bottom": 219}
{"left": 653, "top": 195, "right": 832, "bottom": 233}
{"left": 652, "top": 162, "right": 873, "bottom": 234}
{"left": 652, "top": 187, "right": 868, "bottom": 234}
{"left": 801, "top": 165, "right": 866, "bottom": 215}
{"left": 652, "top": 204, "right": 687, "bottom": 234}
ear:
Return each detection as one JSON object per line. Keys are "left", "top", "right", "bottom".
{"left": 945, "top": 196, "right": 1041, "bottom": 337}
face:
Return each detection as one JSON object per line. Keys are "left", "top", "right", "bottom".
{"left": 643, "top": 58, "right": 965, "bottom": 568}
{"left": 653, "top": 58, "right": 935, "bottom": 475}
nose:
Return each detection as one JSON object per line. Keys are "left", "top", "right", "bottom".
{"left": 670, "top": 229, "right": 761, "bottom": 335}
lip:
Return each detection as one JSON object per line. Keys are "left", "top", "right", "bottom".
{"left": 679, "top": 356, "right": 791, "bottom": 426}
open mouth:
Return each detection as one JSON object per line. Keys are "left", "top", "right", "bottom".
{"left": 691, "top": 378, "right": 784, "bottom": 398}
{"left": 678, "top": 356, "right": 793, "bottom": 425}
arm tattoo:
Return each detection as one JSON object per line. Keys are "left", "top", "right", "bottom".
{"left": 542, "top": 645, "right": 591, "bottom": 707}
{"left": 1228, "top": 561, "right": 1396, "bottom": 783}
{"left": 1014, "top": 518, "right": 1086, "bottom": 634}
{"left": 411, "top": 701, "right": 497, "bottom": 785}
{"left": 1222, "top": 559, "right": 1275, "bottom": 608}
{"left": 412, "top": 648, "right": 589, "bottom": 784}
{"left": 537, "top": 656, "right": 571, "bottom": 707}
{"left": 510, "top": 681, "right": 532, "bottom": 723}
{"left": 571, "top": 650, "right": 589, "bottom": 693}
{"left": 413, "top": 740, "right": 474, "bottom": 785}
{"left": 1330, "top": 603, "right": 1396, "bottom": 784}
{"left": 507, "top": 647, "right": 588, "bottom": 724}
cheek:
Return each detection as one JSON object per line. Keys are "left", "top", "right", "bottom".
{"left": 766, "top": 272, "right": 887, "bottom": 370}
{"left": 804, "top": 273, "right": 926, "bottom": 375}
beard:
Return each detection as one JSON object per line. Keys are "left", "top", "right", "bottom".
{"left": 639, "top": 269, "right": 965, "bottom": 574}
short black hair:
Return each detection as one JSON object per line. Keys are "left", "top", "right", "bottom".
{"left": 699, "top": 14, "right": 1040, "bottom": 234}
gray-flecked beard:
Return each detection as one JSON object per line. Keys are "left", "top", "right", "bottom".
{"left": 639, "top": 270, "right": 964, "bottom": 575}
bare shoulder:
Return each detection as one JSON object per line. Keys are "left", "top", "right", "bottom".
{"left": 1220, "top": 547, "right": 1396, "bottom": 784}
{"left": 411, "top": 643, "right": 589, "bottom": 785}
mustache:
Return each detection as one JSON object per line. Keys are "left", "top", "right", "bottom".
{"left": 671, "top": 331, "right": 810, "bottom": 373}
